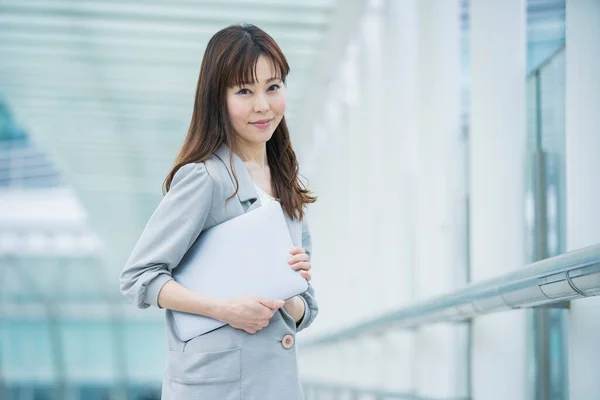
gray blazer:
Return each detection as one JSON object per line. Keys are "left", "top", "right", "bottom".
{"left": 119, "top": 144, "right": 318, "bottom": 400}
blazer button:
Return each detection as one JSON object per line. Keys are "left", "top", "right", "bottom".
{"left": 281, "top": 334, "right": 295, "bottom": 349}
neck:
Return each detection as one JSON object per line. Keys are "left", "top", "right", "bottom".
{"left": 234, "top": 141, "right": 268, "bottom": 168}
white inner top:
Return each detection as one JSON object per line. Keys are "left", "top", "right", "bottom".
{"left": 254, "top": 183, "right": 277, "bottom": 205}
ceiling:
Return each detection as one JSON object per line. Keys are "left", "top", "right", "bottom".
{"left": 0, "top": 0, "right": 340, "bottom": 189}
{"left": 0, "top": 0, "right": 356, "bottom": 289}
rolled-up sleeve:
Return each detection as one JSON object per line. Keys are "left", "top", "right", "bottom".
{"left": 119, "top": 163, "right": 215, "bottom": 309}
{"left": 296, "top": 214, "right": 318, "bottom": 332}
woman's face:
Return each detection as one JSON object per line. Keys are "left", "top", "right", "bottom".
{"left": 226, "top": 55, "right": 287, "bottom": 147}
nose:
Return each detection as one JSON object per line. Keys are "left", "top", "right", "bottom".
{"left": 253, "top": 93, "right": 270, "bottom": 113}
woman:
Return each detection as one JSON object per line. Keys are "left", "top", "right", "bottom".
{"left": 119, "top": 24, "right": 318, "bottom": 399}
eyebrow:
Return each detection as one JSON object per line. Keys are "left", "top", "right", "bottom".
{"left": 239, "top": 77, "right": 282, "bottom": 86}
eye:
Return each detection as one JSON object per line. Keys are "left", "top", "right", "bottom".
{"left": 268, "top": 84, "right": 281, "bottom": 92}
{"left": 236, "top": 88, "right": 251, "bottom": 95}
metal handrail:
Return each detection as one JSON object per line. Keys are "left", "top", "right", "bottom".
{"left": 302, "top": 382, "right": 467, "bottom": 400}
{"left": 303, "top": 244, "right": 600, "bottom": 347}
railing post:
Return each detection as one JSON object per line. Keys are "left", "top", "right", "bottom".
{"left": 531, "top": 69, "right": 552, "bottom": 400}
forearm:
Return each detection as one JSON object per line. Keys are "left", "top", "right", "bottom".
{"left": 283, "top": 296, "right": 306, "bottom": 323}
{"left": 157, "top": 279, "right": 226, "bottom": 321}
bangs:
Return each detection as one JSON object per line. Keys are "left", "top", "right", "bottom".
{"left": 224, "top": 40, "right": 289, "bottom": 88}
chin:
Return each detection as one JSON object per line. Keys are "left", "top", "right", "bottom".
{"left": 246, "top": 131, "right": 276, "bottom": 144}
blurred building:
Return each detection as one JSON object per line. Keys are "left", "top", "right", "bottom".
{"left": 1, "top": 0, "right": 599, "bottom": 399}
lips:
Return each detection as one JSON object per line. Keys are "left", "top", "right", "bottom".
{"left": 249, "top": 118, "right": 273, "bottom": 124}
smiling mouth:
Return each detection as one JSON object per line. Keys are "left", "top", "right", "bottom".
{"left": 249, "top": 118, "right": 273, "bottom": 125}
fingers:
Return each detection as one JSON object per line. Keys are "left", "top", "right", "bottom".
{"left": 289, "top": 251, "right": 310, "bottom": 283}
{"left": 289, "top": 247, "right": 306, "bottom": 256}
{"left": 232, "top": 297, "right": 280, "bottom": 334}
{"left": 244, "top": 318, "right": 271, "bottom": 334}
{"left": 288, "top": 253, "right": 309, "bottom": 265}
{"left": 290, "top": 261, "right": 311, "bottom": 271}
{"left": 288, "top": 250, "right": 311, "bottom": 281}
{"left": 300, "top": 270, "right": 311, "bottom": 281}
{"left": 258, "top": 298, "right": 285, "bottom": 310}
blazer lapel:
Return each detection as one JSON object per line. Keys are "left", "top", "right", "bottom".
{"left": 214, "top": 144, "right": 259, "bottom": 213}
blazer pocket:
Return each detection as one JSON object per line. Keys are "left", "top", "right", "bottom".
{"left": 165, "top": 347, "right": 241, "bottom": 400}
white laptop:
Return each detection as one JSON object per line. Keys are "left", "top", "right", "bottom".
{"left": 171, "top": 200, "right": 309, "bottom": 341}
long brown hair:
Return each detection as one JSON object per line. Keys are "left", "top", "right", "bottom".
{"left": 163, "top": 24, "right": 316, "bottom": 220}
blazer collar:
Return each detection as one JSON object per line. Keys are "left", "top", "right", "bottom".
{"left": 214, "top": 144, "right": 258, "bottom": 205}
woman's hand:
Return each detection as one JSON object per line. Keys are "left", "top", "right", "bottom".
{"left": 284, "top": 247, "right": 311, "bottom": 323}
{"left": 219, "top": 296, "right": 284, "bottom": 334}
{"left": 218, "top": 247, "right": 311, "bottom": 333}
{"left": 288, "top": 247, "right": 311, "bottom": 281}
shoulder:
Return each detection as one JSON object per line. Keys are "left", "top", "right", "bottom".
{"left": 169, "top": 153, "right": 235, "bottom": 196}
{"left": 172, "top": 155, "right": 227, "bottom": 183}
{"left": 171, "top": 162, "right": 212, "bottom": 187}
